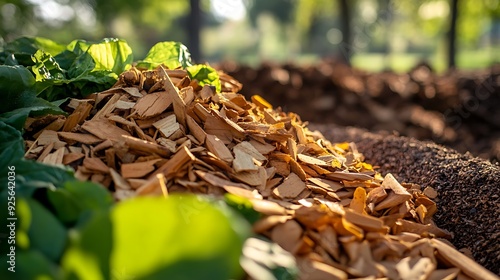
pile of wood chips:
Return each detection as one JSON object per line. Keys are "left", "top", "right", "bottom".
{"left": 23, "top": 66, "right": 498, "bottom": 280}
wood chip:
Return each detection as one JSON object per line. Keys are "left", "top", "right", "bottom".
{"left": 325, "top": 171, "right": 374, "bottom": 181}
{"left": 273, "top": 173, "right": 306, "bottom": 199}
{"left": 82, "top": 119, "right": 131, "bottom": 142}
{"left": 186, "top": 115, "right": 206, "bottom": 144}
{"left": 42, "top": 147, "right": 66, "bottom": 165}
{"left": 133, "top": 91, "right": 172, "bottom": 118}
{"left": 162, "top": 67, "right": 187, "bottom": 128}
{"left": 271, "top": 219, "right": 303, "bottom": 252}
{"left": 432, "top": 239, "right": 498, "bottom": 280}
{"left": 151, "top": 146, "right": 195, "bottom": 178}
{"left": 121, "top": 159, "right": 162, "bottom": 178}
{"left": 122, "top": 135, "right": 171, "bottom": 158}
{"left": 58, "top": 132, "right": 102, "bottom": 145}
{"left": 37, "top": 130, "right": 66, "bottom": 149}
{"left": 153, "top": 114, "right": 180, "bottom": 138}
{"left": 205, "top": 134, "right": 234, "bottom": 163}
{"left": 233, "top": 146, "right": 259, "bottom": 172}
{"left": 375, "top": 173, "right": 412, "bottom": 211}
{"left": 83, "top": 157, "right": 109, "bottom": 174}
{"left": 309, "top": 178, "right": 344, "bottom": 193}
{"left": 62, "top": 152, "right": 84, "bottom": 165}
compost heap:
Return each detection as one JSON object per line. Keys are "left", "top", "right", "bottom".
{"left": 23, "top": 66, "right": 498, "bottom": 280}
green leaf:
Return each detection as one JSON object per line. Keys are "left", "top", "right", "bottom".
{"left": 136, "top": 41, "right": 193, "bottom": 70}
{"left": 12, "top": 160, "right": 75, "bottom": 197}
{"left": 111, "top": 195, "right": 246, "bottom": 280}
{"left": 31, "top": 50, "right": 66, "bottom": 83}
{"left": 48, "top": 181, "right": 113, "bottom": 224}
{"left": 31, "top": 38, "right": 132, "bottom": 101}
{"left": 87, "top": 38, "right": 133, "bottom": 75}
{"left": 0, "top": 159, "right": 75, "bottom": 199}
{"left": 3, "top": 37, "right": 66, "bottom": 57}
{"left": 62, "top": 211, "right": 112, "bottom": 280}
{"left": 224, "top": 193, "right": 261, "bottom": 224}
{"left": 66, "top": 38, "right": 133, "bottom": 75}
{"left": 63, "top": 195, "right": 248, "bottom": 280}
{"left": 0, "top": 122, "right": 73, "bottom": 198}
{"left": 20, "top": 198, "right": 67, "bottom": 262}
{"left": 0, "top": 250, "right": 62, "bottom": 280}
{"left": 186, "top": 64, "right": 221, "bottom": 92}
{"left": 0, "top": 122, "right": 24, "bottom": 168}
{"left": 0, "top": 65, "right": 64, "bottom": 120}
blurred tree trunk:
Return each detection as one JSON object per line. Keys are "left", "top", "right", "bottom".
{"left": 448, "top": 0, "right": 459, "bottom": 69}
{"left": 188, "top": 0, "right": 201, "bottom": 62}
{"left": 491, "top": 17, "right": 500, "bottom": 63}
{"left": 338, "top": 0, "right": 351, "bottom": 65}
{"left": 380, "top": 0, "right": 392, "bottom": 70}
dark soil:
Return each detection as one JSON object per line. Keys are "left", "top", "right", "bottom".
{"left": 310, "top": 124, "right": 500, "bottom": 275}
{"left": 218, "top": 60, "right": 500, "bottom": 162}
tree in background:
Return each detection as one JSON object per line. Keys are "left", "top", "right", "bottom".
{"left": 188, "top": 0, "right": 202, "bottom": 61}
{"left": 338, "top": 0, "right": 352, "bottom": 64}
{"left": 448, "top": 0, "right": 459, "bottom": 69}
{"left": 0, "top": 0, "right": 498, "bottom": 70}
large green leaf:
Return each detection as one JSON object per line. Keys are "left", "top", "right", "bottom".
{"left": 0, "top": 122, "right": 73, "bottom": 199}
{"left": 20, "top": 198, "right": 67, "bottom": 262}
{"left": 0, "top": 122, "right": 24, "bottom": 168}
{"left": 0, "top": 65, "right": 64, "bottom": 124}
{"left": 186, "top": 64, "right": 221, "bottom": 92}
{"left": 2, "top": 37, "right": 66, "bottom": 57}
{"left": 111, "top": 195, "right": 246, "bottom": 280}
{"left": 0, "top": 250, "right": 62, "bottom": 280}
{"left": 48, "top": 181, "right": 114, "bottom": 225}
{"left": 0, "top": 158, "right": 73, "bottom": 198}
{"left": 136, "top": 41, "right": 193, "bottom": 70}
{"left": 86, "top": 38, "right": 133, "bottom": 75}
{"left": 62, "top": 195, "right": 248, "bottom": 280}
{"left": 66, "top": 38, "right": 133, "bottom": 75}
{"left": 63, "top": 211, "right": 112, "bottom": 280}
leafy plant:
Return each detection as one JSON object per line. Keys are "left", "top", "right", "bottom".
{"left": 136, "top": 41, "right": 221, "bottom": 92}
{"left": 0, "top": 36, "right": 249, "bottom": 280}
{"left": 136, "top": 41, "right": 193, "bottom": 70}
{"left": 1, "top": 37, "right": 133, "bottom": 101}
{"left": 186, "top": 64, "right": 221, "bottom": 92}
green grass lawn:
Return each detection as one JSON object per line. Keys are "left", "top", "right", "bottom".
{"left": 352, "top": 48, "right": 500, "bottom": 73}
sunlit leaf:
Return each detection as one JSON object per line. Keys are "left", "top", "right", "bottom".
{"left": 136, "top": 41, "right": 193, "bottom": 70}
{"left": 186, "top": 64, "right": 221, "bottom": 92}
{"left": 111, "top": 195, "right": 245, "bottom": 280}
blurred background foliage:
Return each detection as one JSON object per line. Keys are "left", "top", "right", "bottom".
{"left": 1, "top": 0, "right": 499, "bottom": 72}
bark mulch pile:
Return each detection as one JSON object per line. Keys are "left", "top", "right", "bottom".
{"left": 22, "top": 66, "right": 498, "bottom": 279}
{"left": 219, "top": 60, "right": 500, "bottom": 162}
{"left": 312, "top": 124, "right": 500, "bottom": 275}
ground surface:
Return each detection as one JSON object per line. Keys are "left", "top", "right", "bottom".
{"left": 218, "top": 61, "right": 500, "bottom": 274}
{"left": 219, "top": 60, "right": 500, "bottom": 162}
{"left": 310, "top": 124, "right": 500, "bottom": 275}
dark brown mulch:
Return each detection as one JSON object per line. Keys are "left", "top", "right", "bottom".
{"left": 310, "top": 124, "right": 500, "bottom": 275}
{"left": 218, "top": 61, "right": 500, "bottom": 163}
